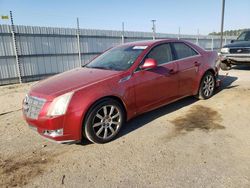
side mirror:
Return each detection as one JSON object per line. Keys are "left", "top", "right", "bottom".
{"left": 140, "top": 58, "right": 158, "bottom": 70}
{"left": 231, "top": 40, "right": 235, "bottom": 43}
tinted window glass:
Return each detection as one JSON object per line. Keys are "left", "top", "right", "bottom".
{"left": 146, "top": 43, "right": 173, "bottom": 65}
{"left": 173, "top": 43, "right": 198, "bottom": 59}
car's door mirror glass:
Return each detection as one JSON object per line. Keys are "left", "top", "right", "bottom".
{"left": 140, "top": 58, "right": 158, "bottom": 70}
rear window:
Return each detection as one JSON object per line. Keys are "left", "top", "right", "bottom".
{"left": 173, "top": 43, "right": 198, "bottom": 59}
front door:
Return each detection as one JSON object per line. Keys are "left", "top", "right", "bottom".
{"left": 132, "top": 43, "right": 179, "bottom": 114}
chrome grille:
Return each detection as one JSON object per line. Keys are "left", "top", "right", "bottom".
{"left": 23, "top": 95, "right": 46, "bottom": 119}
{"left": 230, "top": 48, "right": 250, "bottom": 54}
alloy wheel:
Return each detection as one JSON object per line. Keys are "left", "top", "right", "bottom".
{"left": 91, "top": 105, "right": 121, "bottom": 140}
{"left": 202, "top": 74, "right": 215, "bottom": 97}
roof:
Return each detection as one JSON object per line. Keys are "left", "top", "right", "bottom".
{"left": 124, "top": 39, "right": 169, "bottom": 46}
{"left": 122, "top": 39, "right": 186, "bottom": 47}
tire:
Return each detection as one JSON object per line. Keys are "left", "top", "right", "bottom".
{"left": 83, "top": 98, "right": 125, "bottom": 144}
{"left": 220, "top": 62, "right": 231, "bottom": 70}
{"left": 196, "top": 71, "right": 215, "bottom": 100}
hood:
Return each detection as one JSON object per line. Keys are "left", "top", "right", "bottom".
{"left": 224, "top": 41, "right": 250, "bottom": 48}
{"left": 30, "top": 67, "right": 122, "bottom": 99}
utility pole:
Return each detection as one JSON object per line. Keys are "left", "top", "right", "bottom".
{"left": 121, "top": 22, "right": 125, "bottom": 44}
{"left": 224, "top": 31, "right": 227, "bottom": 44}
{"left": 76, "top": 17, "right": 81, "bottom": 67}
{"left": 220, "top": 0, "right": 226, "bottom": 49}
{"left": 10, "top": 11, "right": 22, "bottom": 84}
{"left": 151, "top": 20, "right": 156, "bottom": 40}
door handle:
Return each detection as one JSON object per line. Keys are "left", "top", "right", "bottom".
{"left": 169, "top": 69, "right": 178, "bottom": 74}
{"left": 194, "top": 62, "right": 201, "bottom": 67}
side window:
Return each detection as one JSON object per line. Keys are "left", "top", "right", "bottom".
{"left": 146, "top": 43, "right": 173, "bottom": 65}
{"left": 173, "top": 43, "right": 198, "bottom": 60}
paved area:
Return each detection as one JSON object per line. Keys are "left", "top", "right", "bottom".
{"left": 0, "top": 66, "right": 250, "bottom": 188}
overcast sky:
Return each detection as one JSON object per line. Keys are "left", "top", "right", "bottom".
{"left": 0, "top": 0, "right": 249, "bottom": 35}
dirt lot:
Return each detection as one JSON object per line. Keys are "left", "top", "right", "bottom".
{"left": 0, "top": 66, "right": 250, "bottom": 188}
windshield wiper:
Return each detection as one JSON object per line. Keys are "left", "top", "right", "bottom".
{"left": 86, "top": 66, "right": 110, "bottom": 70}
{"left": 86, "top": 65, "right": 122, "bottom": 71}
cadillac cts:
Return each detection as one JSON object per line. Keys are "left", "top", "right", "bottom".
{"left": 23, "top": 39, "right": 220, "bottom": 144}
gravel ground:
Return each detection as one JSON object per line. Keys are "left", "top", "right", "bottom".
{"left": 0, "top": 66, "right": 250, "bottom": 188}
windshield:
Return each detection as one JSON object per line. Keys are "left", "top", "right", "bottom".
{"left": 237, "top": 31, "right": 250, "bottom": 41}
{"left": 86, "top": 45, "right": 146, "bottom": 71}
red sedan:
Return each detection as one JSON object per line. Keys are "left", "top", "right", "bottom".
{"left": 23, "top": 39, "right": 220, "bottom": 144}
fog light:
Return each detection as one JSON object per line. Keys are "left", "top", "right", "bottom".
{"left": 43, "top": 128, "right": 63, "bottom": 137}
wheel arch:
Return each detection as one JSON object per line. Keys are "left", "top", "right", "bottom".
{"left": 194, "top": 68, "right": 216, "bottom": 95}
{"left": 206, "top": 68, "right": 216, "bottom": 77}
{"left": 99, "top": 96, "right": 128, "bottom": 120}
{"left": 194, "top": 68, "right": 216, "bottom": 98}
{"left": 80, "top": 95, "right": 128, "bottom": 139}
{"left": 201, "top": 68, "right": 216, "bottom": 82}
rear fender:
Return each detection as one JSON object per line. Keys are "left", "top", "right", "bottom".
{"left": 192, "top": 51, "right": 219, "bottom": 95}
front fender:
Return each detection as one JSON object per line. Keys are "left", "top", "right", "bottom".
{"left": 67, "top": 76, "right": 136, "bottom": 139}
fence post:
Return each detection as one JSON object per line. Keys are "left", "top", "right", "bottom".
{"left": 196, "top": 37, "right": 199, "bottom": 45}
{"left": 211, "top": 37, "right": 214, "bottom": 51}
{"left": 196, "top": 29, "right": 199, "bottom": 45}
{"left": 76, "top": 17, "right": 82, "bottom": 67}
{"left": 10, "top": 11, "right": 22, "bottom": 84}
{"left": 178, "top": 27, "right": 181, "bottom": 40}
{"left": 121, "top": 22, "right": 125, "bottom": 44}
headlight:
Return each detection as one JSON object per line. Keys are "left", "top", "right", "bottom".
{"left": 220, "top": 47, "right": 229, "bottom": 54}
{"left": 47, "top": 92, "right": 74, "bottom": 117}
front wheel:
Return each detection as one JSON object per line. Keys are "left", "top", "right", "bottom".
{"left": 196, "top": 71, "right": 215, "bottom": 100}
{"left": 84, "top": 99, "right": 125, "bottom": 144}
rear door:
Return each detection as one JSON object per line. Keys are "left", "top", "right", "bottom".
{"left": 171, "top": 42, "right": 201, "bottom": 96}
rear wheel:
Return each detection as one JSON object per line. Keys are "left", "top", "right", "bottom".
{"left": 197, "top": 71, "right": 215, "bottom": 100}
{"left": 84, "top": 99, "right": 125, "bottom": 144}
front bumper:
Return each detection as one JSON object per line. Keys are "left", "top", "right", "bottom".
{"left": 23, "top": 109, "right": 83, "bottom": 144}
{"left": 220, "top": 54, "right": 250, "bottom": 63}
{"left": 28, "top": 125, "right": 79, "bottom": 144}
